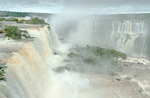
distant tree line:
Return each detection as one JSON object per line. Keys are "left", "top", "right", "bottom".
{"left": 0, "top": 17, "right": 47, "bottom": 24}
{"left": 0, "top": 11, "right": 51, "bottom": 17}
{"left": 0, "top": 11, "right": 29, "bottom": 17}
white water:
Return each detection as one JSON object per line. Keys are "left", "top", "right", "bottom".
{"left": 112, "top": 20, "right": 144, "bottom": 34}
{"left": 116, "top": 33, "right": 139, "bottom": 53}
{"left": 110, "top": 20, "right": 147, "bottom": 56}
{"left": 0, "top": 26, "right": 101, "bottom": 98}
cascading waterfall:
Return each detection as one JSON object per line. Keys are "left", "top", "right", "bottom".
{"left": 0, "top": 26, "right": 55, "bottom": 98}
{"left": 116, "top": 33, "right": 139, "bottom": 53}
{"left": 110, "top": 20, "right": 148, "bottom": 57}
{"left": 0, "top": 25, "right": 99, "bottom": 98}
{"left": 141, "top": 39, "right": 148, "bottom": 56}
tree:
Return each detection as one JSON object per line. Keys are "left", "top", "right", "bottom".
{"left": 25, "top": 17, "right": 47, "bottom": 24}
{"left": 5, "top": 26, "right": 21, "bottom": 39}
{"left": 5, "top": 26, "right": 32, "bottom": 39}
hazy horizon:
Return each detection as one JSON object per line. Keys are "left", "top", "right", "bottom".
{"left": 0, "top": 0, "right": 150, "bottom": 14}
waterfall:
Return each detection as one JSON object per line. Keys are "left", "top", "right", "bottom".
{"left": 116, "top": 33, "right": 139, "bottom": 53}
{"left": 0, "top": 26, "right": 56, "bottom": 98}
{"left": 110, "top": 20, "right": 148, "bottom": 57}
{"left": 0, "top": 25, "right": 62, "bottom": 98}
{"left": 112, "top": 20, "right": 145, "bottom": 34}
{"left": 0, "top": 25, "right": 98, "bottom": 98}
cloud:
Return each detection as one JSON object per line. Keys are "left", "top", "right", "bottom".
{"left": 64, "top": 0, "right": 150, "bottom": 6}
{"left": 0, "top": 0, "right": 150, "bottom": 14}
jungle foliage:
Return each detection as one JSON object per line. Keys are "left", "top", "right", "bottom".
{"left": 5, "top": 26, "right": 31, "bottom": 39}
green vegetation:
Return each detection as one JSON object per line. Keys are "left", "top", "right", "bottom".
{"left": 68, "top": 46, "right": 127, "bottom": 60}
{"left": 22, "top": 33, "right": 32, "bottom": 38}
{"left": 0, "top": 11, "right": 29, "bottom": 17}
{"left": 0, "top": 17, "right": 24, "bottom": 23}
{"left": 0, "top": 11, "right": 51, "bottom": 17}
{"left": 4, "top": 26, "right": 31, "bottom": 39}
{"left": 0, "top": 71, "right": 3, "bottom": 76}
{"left": 115, "top": 78, "right": 121, "bottom": 81}
{"left": 17, "top": 19, "right": 25, "bottom": 23}
{"left": 67, "top": 45, "right": 127, "bottom": 74}
{"left": 0, "top": 18, "right": 5, "bottom": 21}
{"left": 5, "top": 18, "right": 18, "bottom": 22}
{"left": 5, "top": 26, "right": 21, "bottom": 39}
{"left": 0, "top": 17, "right": 47, "bottom": 24}
{"left": 5, "top": 18, "right": 25, "bottom": 23}
{"left": 68, "top": 52, "right": 78, "bottom": 58}
{"left": 0, "top": 23, "right": 2, "bottom": 27}
{"left": 90, "top": 46, "right": 127, "bottom": 59}
{"left": 83, "top": 58, "right": 96, "bottom": 64}
{"left": 0, "top": 66, "right": 5, "bottom": 81}
{"left": 25, "top": 17, "right": 47, "bottom": 24}
{"left": 0, "top": 77, "right": 4, "bottom": 80}
{"left": 0, "top": 30, "right": 5, "bottom": 33}
{"left": 47, "top": 25, "right": 51, "bottom": 29}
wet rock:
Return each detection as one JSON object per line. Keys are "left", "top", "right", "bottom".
{"left": 54, "top": 66, "right": 71, "bottom": 73}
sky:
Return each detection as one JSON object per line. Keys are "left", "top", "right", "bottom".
{"left": 0, "top": 0, "right": 150, "bottom": 14}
